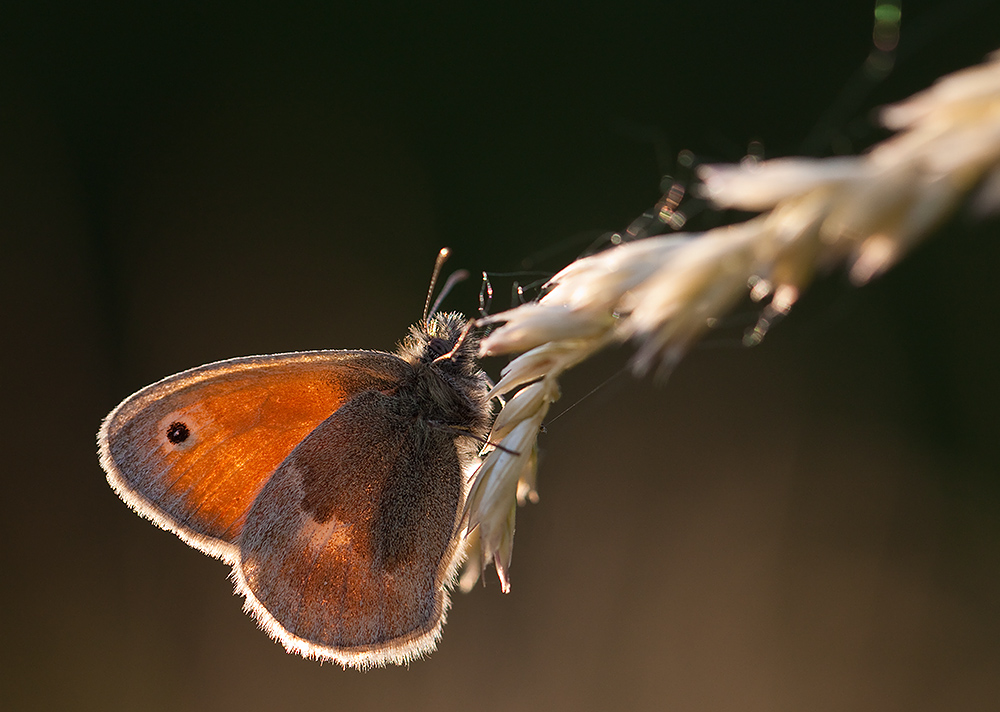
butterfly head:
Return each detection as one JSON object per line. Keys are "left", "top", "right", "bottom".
{"left": 398, "top": 311, "right": 479, "bottom": 373}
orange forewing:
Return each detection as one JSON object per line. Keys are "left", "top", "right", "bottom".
{"left": 99, "top": 350, "right": 407, "bottom": 562}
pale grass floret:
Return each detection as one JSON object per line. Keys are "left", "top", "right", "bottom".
{"left": 698, "top": 157, "right": 867, "bottom": 211}
{"left": 462, "top": 50, "right": 1000, "bottom": 590}
{"left": 462, "top": 397, "right": 550, "bottom": 592}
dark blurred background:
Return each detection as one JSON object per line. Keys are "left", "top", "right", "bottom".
{"left": 3, "top": 2, "right": 999, "bottom": 710}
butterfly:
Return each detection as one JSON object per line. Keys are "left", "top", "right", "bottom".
{"left": 98, "top": 305, "right": 493, "bottom": 669}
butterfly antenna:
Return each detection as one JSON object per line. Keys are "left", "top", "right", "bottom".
{"left": 428, "top": 269, "right": 470, "bottom": 318}
{"left": 423, "top": 248, "right": 451, "bottom": 320}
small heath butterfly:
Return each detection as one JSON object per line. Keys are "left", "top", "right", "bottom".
{"left": 98, "top": 276, "right": 492, "bottom": 668}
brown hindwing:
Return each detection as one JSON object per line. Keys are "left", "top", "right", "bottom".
{"left": 236, "top": 389, "right": 465, "bottom": 663}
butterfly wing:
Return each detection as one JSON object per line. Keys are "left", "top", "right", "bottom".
{"left": 98, "top": 350, "right": 408, "bottom": 564}
{"left": 236, "top": 389, "right": 466, "bottom": 668}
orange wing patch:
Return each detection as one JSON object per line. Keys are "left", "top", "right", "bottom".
{"left": 99, "top": 351, "right": 406, "bottom": 562}
{"left": 149, "top": 372, "right": 351, "bottom": 540}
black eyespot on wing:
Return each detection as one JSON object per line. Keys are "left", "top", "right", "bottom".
{"left": 166, "top": 421, "right": 190, "bottom": 444}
